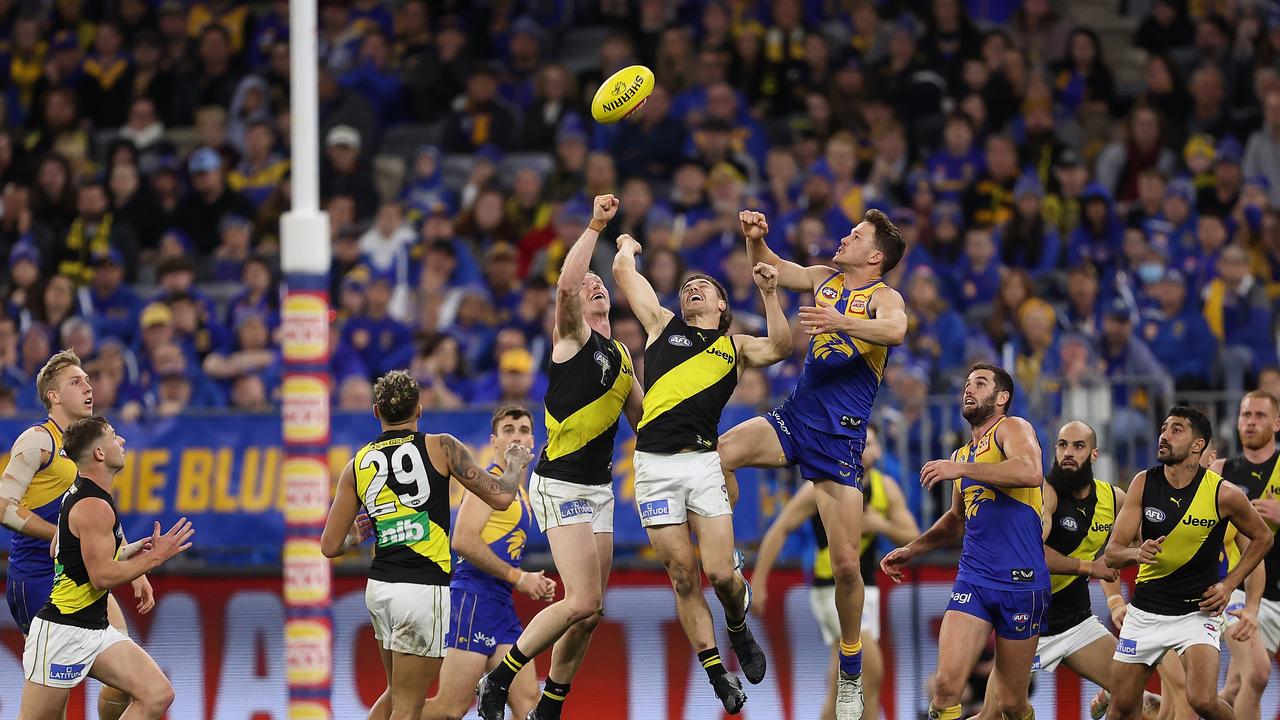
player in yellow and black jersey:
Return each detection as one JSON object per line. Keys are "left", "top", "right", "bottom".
{"left": 611, "top": 231, "right": 792, "bottom": 713}
{"left": 1104, "top": 406, "right": 1273, "bottom": 720}
{"left": 322, "top": 371, "right": 531, "bottom": 720}
{"left": 19, "top": 416, "right": 193, "bottom": 719}
{"left": 479, "top": 195, "right": 644, "bottom": 720}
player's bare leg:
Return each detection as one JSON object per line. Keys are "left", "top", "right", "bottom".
{"left": 97, "top": 595, "right": 133, "bottom": 720}
{"left": 690, "top": 512, "right": 765, "bottom": 684}
{"left": 82, "top": 640, "right": 173, "bottom": 719}
{"left": 1220, "top": 655, "right": 1242, "bottom": 708}
{"left": 1178, "top": 645, "right": 1233, "bottom": 720}
{"left": 930, "top": 611, "right": 994, "bottom": 719}
{"left": 1220, "top": 630, "right": 1268, "bottom": 720}
{"left": 17, "top": 680, "right": 73, "bottom": 720}
{"left": 369, "top": 646, "right": 394, "bottom": 720}
{"left": 423, "top": 646, "right": 536, "bottom": 720}
{"left": 385, "top": 653, "right": 441, "bottom": 720}
{"left": 1155, "top": 649, "right": 1197, "bottom": 720}
{"left": 717, "top": 417, "right": 789, "bottom": 506}
{"left": 814, "top": 480, "right": 866, "bottom": 720}
{"left": 1109, "top": 657, "right": 1157, "bottom": 720}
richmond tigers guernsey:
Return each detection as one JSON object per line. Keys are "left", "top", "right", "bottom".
{"left": 786, "top": 274, "right": 891, "bottom": 434}
{"left": 451, "top": 463, "right": 534, "bottom": 599}
{"left": 354, "top": 430, "right": 452, "bottom": 586}
{"left": 637, "top": 316, "right": 738, "bottom": 453}
{"left": 813, "top": 467, "right": 891, "bottom": 587}
{"left": 953, "top": 417, "right": 1049, "bottom": 591}
{"left": 37, "top": 477, "right": 121, "bottom": 630}
{"left": 536, "top": 329, "right": 634, "bottom": 485}
{"left": 1220, "top": 450, "right": 1280, "bottom": 602}
{"left": 9, "top": 418, "right": 79, "bottom": 579}
{"left": 1132, "top": 466, "right": 1229, "bottom": 615}
{"left": 1044, "top": 479, "right": 1116, "bottom": 635}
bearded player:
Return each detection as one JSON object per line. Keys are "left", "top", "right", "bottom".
{"left": 882, "top": 365, "right": 1048, "bottom": 720}
{"left": 718, "top": 208, "right": 907, "bottom": 720}
{"left": 1, "top": 350, "right": 147, "bottom": 719}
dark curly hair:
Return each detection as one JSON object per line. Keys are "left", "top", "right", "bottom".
{"left": 373, "top": 370, "right": 420, "bottom": 424}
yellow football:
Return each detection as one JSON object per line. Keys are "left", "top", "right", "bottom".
{"left": 590, "top": 65, "right": 656, "bottom": 124}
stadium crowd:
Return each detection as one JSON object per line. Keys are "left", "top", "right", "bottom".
{"left": 0, "top": 0, "right": 1278, "bottom": 476}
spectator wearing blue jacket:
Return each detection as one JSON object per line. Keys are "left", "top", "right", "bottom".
{"left": 1067, "top": 182, "right": 1123, "bottom": 273}
{"left": 927, "top": 113, "right": 984, "bottom": 202}
{"left": 954, "top": 225, "right": 1002, "bottom": 313}
{"left": 904, "top": 266, "right": 967, "bottom": 377}
{"left": 1203, "top": 245, "right": 1278, "bottom": 390}
{"left": 1143, "top": 180, "right": 1198, "bottom": 268}
{"left": 340, "top": 269, "right": 415, "bottom": 380}
{"left": 995, "top": 175, "right": 1061, "bottom": 278}
{"left": 77, "top": 249, "right": 141, "bottom": 347}
{"left": 1139, "top": 269, "right": 1217, "bottom": 390}
{"left": 339, "top": 31, "right": 404, "bottom": 130}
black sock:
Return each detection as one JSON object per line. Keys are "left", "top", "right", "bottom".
{"left": 488, "top": 644, "right": 530, "bottom": 688}
{"left": 698, "top": 648, "right": 728, "bottom": 680}
{"left": 726, "top": 615, "right": 747, "bottom": 634}
{"left": 535, "top": 678, "right": 571, "bottom": 714}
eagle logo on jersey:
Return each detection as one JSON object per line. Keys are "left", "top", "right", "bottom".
{"left": 812, "top": 335, "right": 853, "bottom": 360}
{"left": 593, "top": 350, "right": 611, "bottom": 385}
{"left": 506, "top": 528, "right": 526, "bottom": 560}
{"left": 963, "top": 485, "right": 996, "bottom": 519}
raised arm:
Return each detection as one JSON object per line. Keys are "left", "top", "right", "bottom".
{"left": 75, "top": 499, "right": 193, "bottom": 590}
{"left": 1205, "top": 482, "right": 1276, "bottom": 614}
{"left": 1105, "top": 472, "right": 1158, "bottom": 569}
{"left": 799, "top": 285, "right": 908, "bottom": 348}
{"left": 751, "top": 482, "right": 819, "bottom": 614}
{"left": 612, "top": 233, "right": 673, "bottom": 339}
{"left": 555, "top": 194, "right": 618, "bottom": 348}
{"left": 921, "top": 416, "right": 1043, "bottom": 490}
{"left": 735, "top": 263, "right": 792, "bottom": 368}
{"left": 739, "top": 210, "right": 833, "bottom": 293}
{"left": 0, "top": 427, "right": 58, "bottom": 541}
{"left": 437, "top": 434, "right": 530, "bottom": 510}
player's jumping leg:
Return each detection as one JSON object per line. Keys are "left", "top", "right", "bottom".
{"left": 988, "top": 634, "right": 1039, "bottom": 720}
{"left": 814, "top": 480, "right": 866, "bottom": 720}
{"left": 526, "top": 530, "right": 612, "bottom": 720}
{"left": 1220, "top": 629, "right": 1269, "bottom": 720}
{"left": 648, "top": 521, "right": 747, "bottom": 713}
{"left": 717, "top": 416, "right": 790, "bottom": 505}
{"left": 930, "top": 611, "right": 996, "bottom": 720}
{"left": 422, "top": 645, "right": 537, "bottom": 720}
{"left": 98, "top": 594, "right": 134, "bottom": 720}
{"left": 1178, "top": 645, "right": 1234, "bottom": 720}
{"left": 479, "top": 523, "right": 604, "bottom": 720}
{"left": 81, "top": 639, "right": 174, "bottom": 719}
{"left": 689, "top": 511, "right": 766, "bottom": 684}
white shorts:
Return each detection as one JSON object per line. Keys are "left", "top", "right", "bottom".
{"left": 1033, "top": 615, "right": 1113, "bottom": 672}
{"left": 23, "top": 616, "right": 128, "bottom": 688}
{"left": 810, "top": 584, "right": 881, "bottom": 644}
{"left": 633, "top": 450, "right": 731, "bottom": 527}
{"left": 1113, "top": 605, "right": 1223, "bottom": 665}
{"left": 366, "top": 579, "right": 449, "bottom": 657}
{"left": 528, "top": 472, "right": 614, "bottom": 534}
{"left": 1221, "top": 590, "right": 1280, "bottom": 654}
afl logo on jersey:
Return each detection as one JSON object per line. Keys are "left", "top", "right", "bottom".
{"left": 820, "top": 286, "right": 839, "bottom": 301}
{"left": 593, "top": 351, "right": 611, "bottom": 385}
{"left": 1144, "top": 507, "right": 1167, "bottom": 523}
{"left": 1059, "top": 516, "right": 1079, "bottom": 532}
{"left": 667, "top": 334, "right": 692, "bottom": 347}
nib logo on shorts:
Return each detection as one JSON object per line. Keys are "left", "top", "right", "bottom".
{"left": 639, "top": 499, "right": 670, "bottom": 520}
{"left": 375, "top": 512, "right": 428, "bottom": 547}
{"left": 49, "top": 663, "right": 85, "bottom": 681}
{"left": 560, "top": 499, "right": 592, "bottom": 519}
{"left": 1117, "top": 638, "right": 1137, "bottom": 656}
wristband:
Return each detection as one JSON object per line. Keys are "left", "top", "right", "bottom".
{"left": 1107, "top": 595, "right": 1126, "bottom": 609}
{"left": 1079, "top": 558, "right": 1091, "bottom": 576}
{"left": 588, "top": 218, "right": 607, "bottom": 232}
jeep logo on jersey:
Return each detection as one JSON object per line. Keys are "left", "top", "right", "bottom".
{"left": 1059, "top": 516, "right": 1079, "bottom": 532}
{"left": 667, "top": 334, "right": 692, "bottom": 347}
{"left": 1144, "top": 507, "right": 1166, "bottom": 523}
{"left": 1091, "top": 521, "right": 1113, "bottom": 533}
{"left": 593, "top": 350, "right": 611, "bottom": 385}
{"left": 1182, "top": 515, "right": 1216, "bottom": 528}
{"left": 705, "top": 346, "right": 733, "bottom": 363}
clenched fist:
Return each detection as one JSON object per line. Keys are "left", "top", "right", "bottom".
{"left": 739, "top": 210, "right": 769, "bottom": 241}
{"left": 752, "top": 262, "right": 778, "bottom": 295}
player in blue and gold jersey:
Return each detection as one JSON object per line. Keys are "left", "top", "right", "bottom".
{"left": 424, "top": 405, "right": 556, "bottom": 720}
{"left": 478, "top": 195, "right": 644, "bottom": 720}
{"left": 882, "top": 365, "right": 1048, "bottom": 720}
{"left": 321, "top": 371, "right": 532, "bottom": 720}
{"left": 1105, "top": 407, "right": 1273, "bottom": 720}
{"left": 1, "top": 350, "right": 146, "bottom": 719}
{"left": 719, "top": 208, "right": 908, "bottom": 720}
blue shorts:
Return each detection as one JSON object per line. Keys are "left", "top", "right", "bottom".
{"left": 946, "top": 579, "right": 1052, "bottom": 640}
{"left": 6, "top": 573, "right": 54, "bottom": 635}
{"left": 764, "top": 403, "right": 865, "bottom": 488}
{"left": 445, "top": 589, "right": 522, "bottom": 657}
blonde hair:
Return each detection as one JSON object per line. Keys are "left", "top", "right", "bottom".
{"left": 36, "top": 349, "right": 82, "bottom": 411}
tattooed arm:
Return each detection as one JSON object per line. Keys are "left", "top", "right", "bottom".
{"left": 436, "top": 434, "right": 531, "bottom": 510}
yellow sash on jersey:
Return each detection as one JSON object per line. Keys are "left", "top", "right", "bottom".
{"left": 1139, "top": 470, "right": 1224, "bottom": 584}
{"left": 1050, "top": 479, "right": 1116, "bottom": 593}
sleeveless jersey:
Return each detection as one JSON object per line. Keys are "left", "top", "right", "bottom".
{"left": 785, "top": 275, "right": 891, "bottom": 434}
{"left": 8, "top": 418, "right": 79, "bottom": 578}
{"left": 451, "top": 463, "right": 534, "bottom": 600}
{"left": 1044, "top": 479, "right": 1116, "bottom": 635}
{"left": 37, "top": 477, "right": 121, "bottom": 630}
{"left": 1132, "top": 466, "right": 1229, "bottom": 615}
{"left": 637, "top": 316, "right": 738, "bottom": 453}
{"left": 536, "top": 330, "right": 634, "bottom": 485}
{"left": 813, "top": 468, "right": 891, "bottom": 586}
{"left": 953, "top": 417, "right": 1049, "bottom": 591}
{"left": 1220, "top": 451, "right": 1280, "bottom": 602}
{"left": 353, "top": 430, "right": 452, "bottom": 585}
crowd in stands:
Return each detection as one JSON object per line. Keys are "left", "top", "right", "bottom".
{"left": 0, "top": 0, "right": 1278, "bottom": 469}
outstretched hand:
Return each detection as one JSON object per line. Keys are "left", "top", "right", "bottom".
{"left": 616, "top": 233, "right": 642, "bottom": 257}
